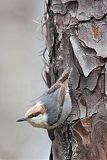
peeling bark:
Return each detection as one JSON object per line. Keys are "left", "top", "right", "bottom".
{"left": 43, "top": 0, "right": 107, "bottom": 159}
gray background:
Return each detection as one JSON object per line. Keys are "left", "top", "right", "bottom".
{"left": 0, "top": 0, "right": 51, "bottom": 159}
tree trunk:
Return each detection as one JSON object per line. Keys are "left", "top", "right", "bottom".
{"left": 43, "top": 0, "right": 107, "bottom": 159}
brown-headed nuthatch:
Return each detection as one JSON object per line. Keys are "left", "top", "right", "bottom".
{"left": 17, "top": 68, "right": 72, "bottom": 130}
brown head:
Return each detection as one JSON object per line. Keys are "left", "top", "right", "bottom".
{"left": 17, "top": 102, "right": 49, "bottom": 129}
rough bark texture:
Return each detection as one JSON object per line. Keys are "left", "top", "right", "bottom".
{"left": 43, "top": 0, "right": 107, "bottom": 159}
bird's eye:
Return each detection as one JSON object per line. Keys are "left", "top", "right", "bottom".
{"left": 28, "top": 112, "right": 41, "bottom": 119}
{"left": 28, "top": 114, "right": 35, "bottom": 118}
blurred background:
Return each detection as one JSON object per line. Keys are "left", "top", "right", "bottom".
{"left": 0, "top": 0, "right": 51, "bottom": 159}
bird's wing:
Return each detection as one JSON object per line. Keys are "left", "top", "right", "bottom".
{"left": 46, "top": 68, "right": 71, "bottom": 95}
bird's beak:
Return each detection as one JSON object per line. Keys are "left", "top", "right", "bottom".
{"left": 16, "top": 117, "right": 28, "bottom": 122}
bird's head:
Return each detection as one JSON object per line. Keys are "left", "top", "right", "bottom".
{"left": 17, "top": 102, "right": 51, "bottom": 129}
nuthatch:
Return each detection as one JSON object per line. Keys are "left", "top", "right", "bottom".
{"left": 17, "top": 68, "right": 72, "bottom": 130}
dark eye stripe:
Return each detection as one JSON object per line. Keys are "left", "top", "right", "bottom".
{"left": 28, "top": 112, "right": 41, "bottom": 118}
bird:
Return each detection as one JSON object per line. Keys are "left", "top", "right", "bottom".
{"left": 17, "top": 68, "right": 72, "bottom": 130}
